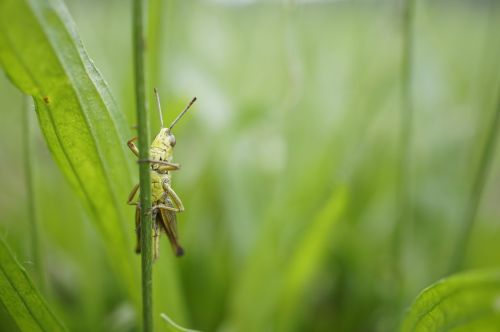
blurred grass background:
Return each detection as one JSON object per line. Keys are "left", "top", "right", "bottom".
{"left": 1, "top": 0, "right": 500, "bottom": 331}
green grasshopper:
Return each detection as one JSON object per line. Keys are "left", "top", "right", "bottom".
{"left": 127, "top": 89, "right": 196, "bottom": 258}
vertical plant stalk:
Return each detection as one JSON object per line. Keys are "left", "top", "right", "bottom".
{"left": 133, "top": 0, "right": 153, "bottom": 331}
{"left": 392, "top": 0, "right": 415, "bottom": 282}
{"left": 449, "top": 89, "right": 500, "bottom": 273}
{"left": 23, "top": 96, "right": 45, "bottom": 290}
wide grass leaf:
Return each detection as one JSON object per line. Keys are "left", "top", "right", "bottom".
{"left": 0, "top": 0, "right": 138, "bottom": 303}
{"left": 401, "top": 269, "right": 500, "bottom": 332}
{"left": 0, "top": 237, "right": 66, "bottom": 332}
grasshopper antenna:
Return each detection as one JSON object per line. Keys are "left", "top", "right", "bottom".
{"left": 154, "top": 88, "right": 164, "bottom": 128}
{"left": 169, "top": 97, "right": 197, "bottom": 131}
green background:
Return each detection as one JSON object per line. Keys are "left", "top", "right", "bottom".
{"left": 0, "top": 0, "right": 499, "bottom": 331}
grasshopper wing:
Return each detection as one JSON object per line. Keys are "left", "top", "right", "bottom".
{"left": 159, "top": 198, "right": 184, "bottom": 257}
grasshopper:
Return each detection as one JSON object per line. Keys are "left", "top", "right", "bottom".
{"left": 127, "top": 89, "right": 196, "bottom": 258}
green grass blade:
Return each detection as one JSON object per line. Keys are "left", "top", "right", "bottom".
{"left": 22, "top": 96, "right": 45, "bottom": 290}
{"left": 401, "top": 269, "right": 500, "bottom": 332}
{"left": 160, "top": 313, "right": 201, "bottom": 332}
{"left": 0, "top": 237, "right": 67, "bottom": 332}
{"left": 277, "top": 188, "right": 347, "bottom": 331}
{"left": 392, "top": 0, "right": 415, "bottom": 284}
{"left": 449, "top": 88, "right": 500, "bottom": 273}
{"left": 0, "top": 0, "right": 138, "bottom": 303}
{"left": 230, "top": 186, "right": 347, "bottom": 331}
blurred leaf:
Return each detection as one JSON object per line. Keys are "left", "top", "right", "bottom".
{"left": 278, "top": 187, "right": 347, "bottom": 330}
{"left": 0, "top": 0, "right": 138, "bottom": 303}
{"left": 230, "top": 186, "right": 347, "bottom": 331}
{"left": 160, "top": 313, "right": 201, "bottom": 332}
{"left": 401, "top": 269, "right": 500, "bottom": 332}
{"left": 0, "top": 237, "right": 67, "bottom": 332}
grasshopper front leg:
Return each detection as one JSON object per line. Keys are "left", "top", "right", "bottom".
{"left": 129, "top": 137, "right": 180, "bottom": 171}
{"left": 127, "top": 183, "right": 140, "bottom": 205}
{"left": 138, "top": 159, "right": 180, "bottom": 172}
{"left": 127, "top": 136, "right": 139, "bottom": 157}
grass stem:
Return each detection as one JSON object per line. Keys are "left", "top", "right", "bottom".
{"left": 449, "top": 87, "right": 500, "bottom": 273}
{"left": 392, "top": 0, "right": 415, "bottom": 284}
{"left": 133, "top": 0, "right": 153, "bottom": 331}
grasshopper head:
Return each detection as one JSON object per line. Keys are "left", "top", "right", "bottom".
{"left": 150, "top": 128, "right": 176, "bottom": 165}
{"left": 152, "top": 127, "right": 176, "bottom": 150}
{"left": 152, "top": 89, "right": 195, "bottom": 157}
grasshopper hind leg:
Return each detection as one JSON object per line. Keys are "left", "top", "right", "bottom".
{"left": 134, "top": 204, "right": 141, "bottom": 254}
{"left": 153, "top": 212, "right": 161, "bottom": 261}
{"left": 159, "top": 201, "right": 184, "bottom": 257}
{"left": 135, "top": 204, "right": 162, "bottom": 261}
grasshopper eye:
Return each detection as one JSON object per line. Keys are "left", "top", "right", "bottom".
{"left": 169, "top": 135, "right": 176, "bottom": 147}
